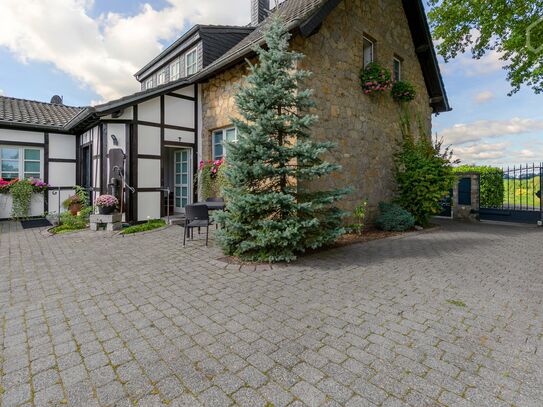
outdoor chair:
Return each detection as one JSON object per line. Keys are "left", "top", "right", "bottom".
{"left": 183, "top": 204, "right": 211, "bottom": 247}
{"left": 206, "top": 197, "right": 225, "bottom": 229}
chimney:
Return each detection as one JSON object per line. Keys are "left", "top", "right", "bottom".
{"left": 251, "top": 0, "right": 270, "bottom": 26}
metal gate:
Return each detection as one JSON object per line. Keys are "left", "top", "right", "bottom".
{"left": 479, "top": 163, "right": 543, "bottom": 224}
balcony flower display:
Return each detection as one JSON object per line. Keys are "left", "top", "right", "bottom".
{"left": 359, "top": 62, "right": 392, "bottom": 95}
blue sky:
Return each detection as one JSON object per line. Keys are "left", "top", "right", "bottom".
{"left": 0, "top": 0, "right": 541, "bottom": 166}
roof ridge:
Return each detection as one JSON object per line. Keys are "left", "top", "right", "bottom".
{"left": 0, "top": 95, "right": 85, "bottom": 110}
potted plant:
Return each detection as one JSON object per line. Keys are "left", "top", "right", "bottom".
{"left": 359, "top": 62, "right": 392, "bottom": 95}
{"left": 63, "top": 194, "right": 83, "bottom": 216}
{"left": 95, "top": 195, "right": 118, "bottom": 215}
{"left": 391, "top": 80, "right": 417, "bottom": 103}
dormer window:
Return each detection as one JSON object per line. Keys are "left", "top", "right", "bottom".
{"left": 157, "top": 69, "right": 166, "bottom": 86}
{"left": 170, "top": 59, "right": 180, "bottom": 81}
{"left": 144, "top": 77, "right": 153, "bottom": 90}
{"left": 185, "top": 47, "right": 198, "bottom": 76}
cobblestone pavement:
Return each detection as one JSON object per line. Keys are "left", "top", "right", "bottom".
{"left": 0, "top": 220, "right": 542, "bottom": 407}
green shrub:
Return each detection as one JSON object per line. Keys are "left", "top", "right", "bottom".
{"left": 121, "top": 219, "right": 166, "bottom": 235}
{"left": 395, "top": 113, "right": 456, "bottom": 226}
{"left": 349, "top": 200, "right": 368, "bottom": 234}
{"left": 453, "top": 166, "right": 504, "bottom": 207}
{"left": 375, "top": 202, "right": 415, "bottom": 231}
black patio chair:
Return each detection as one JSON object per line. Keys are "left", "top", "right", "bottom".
{"left": 183, "top": 204, "right": 210, "bottom": 247}
{"left": 206, "top": 198, "right": 225, "bottom": 229}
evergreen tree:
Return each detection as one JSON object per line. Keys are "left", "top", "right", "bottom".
{"left": 214, "top": 17, "right": 350, "bottom": 262}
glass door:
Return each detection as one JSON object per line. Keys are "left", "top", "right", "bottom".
{"left": 174, "top": 149, "right": 191, "bottom": 212}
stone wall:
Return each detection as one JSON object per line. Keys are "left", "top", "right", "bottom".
{"left": 292, "top": 0, "right": 432, "bottom": 218}
{"left": 200, "top": 0, "right": 434, "bottom": 218}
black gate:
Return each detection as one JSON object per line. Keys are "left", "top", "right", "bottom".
{"left": 479, "top": 163, "right": 543, "bottom": 224}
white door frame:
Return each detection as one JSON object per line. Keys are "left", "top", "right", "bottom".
{"left": 173, "top": 147, "right": 193, "bottom": 213}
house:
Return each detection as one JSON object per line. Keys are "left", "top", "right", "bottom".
{"left": 0, "top": 0, "right": 449, "bottom": 222}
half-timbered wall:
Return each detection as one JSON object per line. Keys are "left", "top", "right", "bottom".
{"left": 0, "top": 128, "right": 77, "bottom": 219}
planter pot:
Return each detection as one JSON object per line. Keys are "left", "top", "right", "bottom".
{"left": 69, "top": 203, "right": 82, "bottom": 216}
{"left": 98, "top": 206, "right": 115, "bottom": 215}
{"left": 0, "top": 192, "right": 44, "bottom": 219}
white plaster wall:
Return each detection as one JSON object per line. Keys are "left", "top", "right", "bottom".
{"left": 47, "top": 189, "right": 75, "bottom": 215}
{"left": 107, "top": 124, "right": 127, "bottom": 153}
{"left": 172, "top": 85, "right": 195, "bottom": 98}
{"left": 138, "top": 125, "right": 161, "bottom": 156}
{"left": 164, "top": 128, "right": 195, "bottom": 144}
{"left": 138, "top": 192, "right": 161, "bottom": 221}
{"left": 0, "top": 193, "right": 45, "bottom": 219}
{"left": 138, "top": 159, "right": 160, "bottom": 188}
{"left": 49, "top": 133, "right": 76, "bottom": 159}
{"left": 102, "top": 107, "right": 133, "bottom": 121}
{"left": 138, "top": 98, "right": 161, "bottom": 123}
{"left": 164, "top": 96, "right": 194, "bottom": 128}
{"left": 49, "top": 162, "right": 76, "bottom": 187}
{"left": 0, "top": 129, "right": 44, "bottom": 144}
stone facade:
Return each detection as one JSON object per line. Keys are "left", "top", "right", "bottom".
{"left": 200, "top": 0, "right": 433, "bottom": 218}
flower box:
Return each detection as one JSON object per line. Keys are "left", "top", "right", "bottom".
{"left": 0, "top": 193, "right": 45, "bottom": 219}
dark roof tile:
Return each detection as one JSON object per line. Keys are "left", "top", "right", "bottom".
{"left": 0, "top": 96, "right": 85, "bottom": 130}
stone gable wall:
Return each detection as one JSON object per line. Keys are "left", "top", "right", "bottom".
{"left": 200, "top": 0, "right": 434, "bottom": 218}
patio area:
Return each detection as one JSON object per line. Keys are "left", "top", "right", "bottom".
{"left": 0, "top": 220, "right": 542, "bottom": 406}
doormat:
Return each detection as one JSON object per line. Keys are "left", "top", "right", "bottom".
{"left": 20, "top": 218, "right": 52, "bottom": 229}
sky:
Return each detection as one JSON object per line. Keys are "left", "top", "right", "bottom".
{"left": 0, "top": 0, "right": 541, "bottom": 167}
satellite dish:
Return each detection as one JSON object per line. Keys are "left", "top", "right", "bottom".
{"left": 50, "top": 95, "right": 63, "bottom": 105}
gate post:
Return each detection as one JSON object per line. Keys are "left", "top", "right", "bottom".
{"left": 452, "top": 172, "right": 480, "bottom": 222}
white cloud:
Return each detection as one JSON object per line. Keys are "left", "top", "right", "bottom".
{"left": 474, "top": 90, "right": 495, "bottom": 104}
{"left": 439, "top": 118, "right": 543, "bottom": 145}
{"left": 0, "top": 0, "right": 250, "bottom": 104}
{"left": 452, "top": 142, "right": 510, "bottom": 163}
{"left": 0, "top": 89, "right": 4, "bottom": 96}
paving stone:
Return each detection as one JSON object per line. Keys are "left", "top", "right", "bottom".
{"left": 198, "top": 386, "right": 232, "bottom": 406}
{"left": 2, "top": 383, "right": 32, "bottom": 406}
{"left": 232, "top": 387, "right": 266, "bottom": 407}
{"left": 292, "top": 381, "right": 327, "bottom": 406}
{"left": 0, "top": 220, "right": 541, "bottom": 406}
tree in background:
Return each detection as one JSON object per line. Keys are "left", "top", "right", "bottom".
{"left": 215, "top": 17, "right": 349, "bottom": 262}
{"left": 428, "top": 0, "right": 543, "bottom": 95}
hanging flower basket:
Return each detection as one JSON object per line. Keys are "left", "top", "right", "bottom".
{"left": 359, "top": 62, "right": 392, "bottom": 95}
{"left": 391, "top": 80, "right": 417, "bottom": 103}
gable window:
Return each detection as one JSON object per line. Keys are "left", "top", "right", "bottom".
{"left": 212, "top": 127, "right": 238, "bottom": 160}
{"left": 1, "top": 146, "right": 43, "bottom": 181}
{"left": 363, "top": 36, "right": 374, "bottom": 67}
{"left": 185, "top": 47, "right": 198, "bottom": 76}
{"left": 144, "top": 77, "right": 153, "bottom": 90}
{"left": 170, "top": 59, "right": 180, "bottom": 81}
{"left": 157, "top": 69, "right": 166, "bottom": 86}
{"left": 393, "top": 57, "right": 402, "bottom": 81}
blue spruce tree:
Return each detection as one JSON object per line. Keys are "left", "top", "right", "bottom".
{"left": 215, "top": 17, "right": 350, "bottom": 262}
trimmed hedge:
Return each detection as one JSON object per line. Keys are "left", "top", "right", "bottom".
{"left": 453, "top": 166, "right": 504, "bottom": 207}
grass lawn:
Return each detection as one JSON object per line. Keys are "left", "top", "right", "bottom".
{"left": 121, "top": 219, "right": 166, "bottom": 235}
{"left": 503, "top": 176, "right": 542, "bottom": 208}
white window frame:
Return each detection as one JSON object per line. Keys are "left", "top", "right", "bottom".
{"left": 157, "top": 69, "right": 166, "bottom": 86}
{"left": 363, "top": 36, "right": 374, "bottom": 68}
{"left": 212, "top": 127, "right": 238, "bottom": 160}
{"left": 170, "top": 59, "right": 180, "bottom": 81}
{"left": 0, "top": 146, "right": 44, "bottom": 181}
{"left": 144, "top": 77, "right": 153, "bottom": 90}
{"left": 185, "top": 47, "right": 198, "bottom": 76}
{"left": 393, "top": 57, "right": 402, "bottom": 81}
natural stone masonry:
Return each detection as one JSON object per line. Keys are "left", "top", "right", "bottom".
{"left": 201, "top": 0, "right": 434, "bottom": 219}
{"left": 1, "top": 220, "right": 542, "bottom": 406}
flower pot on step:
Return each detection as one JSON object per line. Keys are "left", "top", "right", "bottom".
{"left": 98, "top": 206, "right": 115, "bottom": 215}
